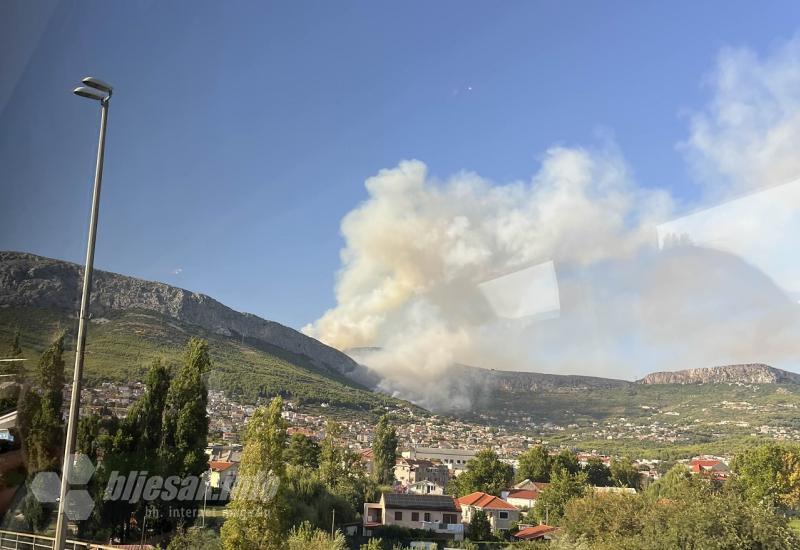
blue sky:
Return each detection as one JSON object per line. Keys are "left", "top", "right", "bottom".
{"left": 2, "top": 1, "right": 799, "bottom": 330}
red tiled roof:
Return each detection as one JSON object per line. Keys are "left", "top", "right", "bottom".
{"left": 458, "top": 492, "right": 518, "bottom": 511}
{"left": 209, "top": 460, "right": 236, "bottom": 472}
{"left": 515, "top": 524, "right": 558, "bottom": 540}
{"left": 690, "top": 459, "right": 728, "bottom": 473}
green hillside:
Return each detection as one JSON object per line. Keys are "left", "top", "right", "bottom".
{"left": 0, "top": 306, "right": 411, "bottom": 418}
{"left": 473, "top": 381, "right": 800, "bottom": 458}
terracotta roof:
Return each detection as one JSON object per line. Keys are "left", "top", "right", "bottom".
{"left": 690, "top": 459, "right": 727, "bottom": 472}
{"left": 458, "top": 492, "right": 518, "bottom": 511}
{"left": 209, "top": 461, "right": 236, "bottom": 472}
{"left": 515, "top": 524, "right": 558, "bottom": 540}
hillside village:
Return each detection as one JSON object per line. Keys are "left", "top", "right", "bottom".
{"left": 77, "top": 379, "right": 744, "bottom": 544}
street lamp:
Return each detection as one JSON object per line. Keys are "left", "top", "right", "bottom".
{"left": 54, "top": 76, "right": 113, "bottom": 550}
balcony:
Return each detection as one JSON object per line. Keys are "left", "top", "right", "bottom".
{"left": 420, "top": 521, "right": 464, "bottom": 540}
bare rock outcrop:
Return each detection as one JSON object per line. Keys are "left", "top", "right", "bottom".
{"left": 637, "top": 364, "right": 800, "bottom": 385}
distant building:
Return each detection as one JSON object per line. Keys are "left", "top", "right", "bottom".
{"left": 359, "top": 448, "right": 374, "bottom": 475}
{"left": 402, "top": 447, "right": 477, "bottom": 471}
{"left": 408, "top": 480, "right": 445, "bottom": 495}
{"left": 206, "top": 444, "right": 243, "bottom": 463}
{"left": 395, "top": 457, "right": 450, "bottom": 487}
{"left": 689, "top": 458, "right": 729, "bottom": 479}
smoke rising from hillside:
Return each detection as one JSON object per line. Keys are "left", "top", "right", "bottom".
{"left": 303, "top": 37, "right": 800, "bottom": 410}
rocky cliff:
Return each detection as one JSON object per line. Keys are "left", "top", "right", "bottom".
{"left": 637, "top": 364, "right": 800, "bottom": 385}
{"left": 0, "top": 251, "right": 370, "bottom": 383}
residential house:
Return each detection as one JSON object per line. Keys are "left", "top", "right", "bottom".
{"left": 502, "top": 486, "right": 548, "bottom": 509}
{"left": 408, "top": 480, "right": 445, "bottom": 496}
{"left": 395, "top": 458, "right": 449, "bottom": 488}
{"left": 513, "top": 478, "right": 549, "bottom": 491}
{"left": 363, "top": 493, "right": 464, "bottom": 541}
{"left": 458, "top": 492, "right": 520, "bottom": 532}
{"left": 513, "top": 524, "right": 559, "bottom": 541}
{"left": 689, "top": 458, "right": 729, "bottom": 479}
{"left": 208, "top": 461, "right": 238, "bottom": 493}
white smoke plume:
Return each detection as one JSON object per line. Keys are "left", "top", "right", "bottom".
{"left": 304, "top": 37, "right": 800, "bottom": 409}
{"left": 683, "top": 35, "right": 800, "bottom": 196}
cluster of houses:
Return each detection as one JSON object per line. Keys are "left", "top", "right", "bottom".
{"left": 363, "top": 478, "right": 558, "bottom": 543}
{"left": 203, "top": 438, "right": 730, "bottom": 543}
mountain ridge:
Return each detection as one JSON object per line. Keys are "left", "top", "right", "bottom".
{"left": 637, "top": 364, "right": 800, "bottom": 385}
{"left": 4, "top": 252, "right": 800, "bottom": 395}
{"left": 0, "top": 250, "right": 377, "bottom": 387}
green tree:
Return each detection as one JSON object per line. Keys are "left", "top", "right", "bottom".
{"left": 561, "top": 477, "right": 800, "bottom": 549}
{"left": 284, "top": 464, "right": 355, "bottom": 532}
{"left": 533, "top": 469, "right": 588, "bottom": 524}
{"left": 730, "top": 442, "right": 788, "bottom": 506}
{"left": 319, "top": 421, "right": 347, "bottom": 489}
{"left": 455, "top": 449, "right": 514, "bottom": 497}
{"left": 133, "top": 358, "right": 170, "bottom": 457}
{"left": 167, "top": 527, "right": 221, "bottom": 550}
{"left": 551, "top": 449, "right": 580, "bottom": 477}
{"left": 221, "top": 397, "right": 288, "bottom": 550}
{"left": 645, "top": 464, "right": 692, "bottom": 500}
{"left": 609, "top": 457, "right": 640, "bottom": 489}
{"left": 372, "top": 415, "right": 397, "bottom": 485}
{"left": 21, "top": 491, "right": 46, "bottom": 531}
{"left": 17, "top": 334, "right": 65, "bottom": 475}
{"left": 517, "top": 445, "right": 551, "bottom": 482}
{"left": 468, "top": 509, "right": 492, "bottom": 541}
{"left": 160, "top": 339, "right": 210, "bottom": 500}
{"left": 583, "top": 457, "right": 611, "bottom": 487}
{"left": 286, "top": 521, "right": 347, "bottom": 550}
{"left": 359, "top": 539, "right": 383, "bottom": 550}
{"left": 285, "top": 433, "right": 321, "bottom": 469}
{"left": 77, "top": 413, "right": 102, "bottom": 462}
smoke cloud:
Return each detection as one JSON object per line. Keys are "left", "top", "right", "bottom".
{"left": 304, "top": 37, "right": 800, "bottom": 410}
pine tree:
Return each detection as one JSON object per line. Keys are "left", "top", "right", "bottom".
{"left": 17, "top": 334, "right": 66, "bottom": 532}
{"left": 468, "top": 509, "right": 492, "bottom": 541}
{"left": 160, "top": 338, "right": 210, "bottom": 477}
{"left": 371, "top": 415, "right": 397, "bottom": 485}
{"left": 221, "top": 397, "right": 288, "bottom": 550}
{"left": 156, "top": 338, "right": 210, "bottom": 531}
{"left": 17, "top": 333, "right": 65, "bottom": 475}
{"left": 134, "top": 359, "right": 170, "bottom": 457}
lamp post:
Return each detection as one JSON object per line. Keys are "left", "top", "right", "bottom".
{"left": 54, "top": 76, "right": 113, "bottom": 550}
